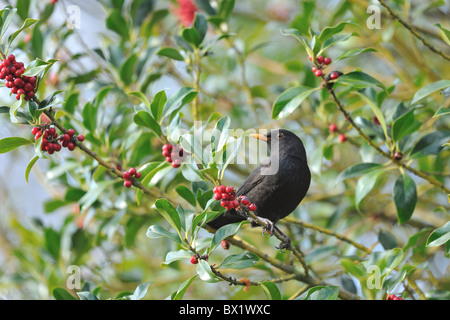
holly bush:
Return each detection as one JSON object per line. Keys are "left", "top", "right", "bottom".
{"left": 0, "top": 0, "right": 449, "bottom": 300}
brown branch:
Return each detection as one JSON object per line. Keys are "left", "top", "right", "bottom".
{"left": 377, "top": 0, "right": 450, "bottom": 61}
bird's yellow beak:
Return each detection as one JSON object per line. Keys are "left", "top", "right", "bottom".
{"left": 250, "top": 133, "right": 271, "bottom": 141}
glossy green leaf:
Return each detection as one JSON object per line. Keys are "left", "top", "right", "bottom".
{"left": 355, "top": 92, "right": 389, "bottom": 142}
{"left": 196, "top": 260, "right": 220, "bottom": 282}
{"left": 157, "top": 47, "right": 184, "bottom": 61}
{"left": 411, "top": 80, "right": 450, "bottom": 104}
{"left": 272, "top": 86, "right": 318, "bottom": 119}
{"left": 280, "top": 28, "right": 314, "bottom": 58}
{"left": 150, "top": 90, "right": 167, "bottom": 123}
{"left": 218, "top": 251, "right": 259, "bottom": 270}
{"left": 435, "top": 23, "right": 450, "bottom": 46}
{"left": 336, "top": 162, "right": 383, "bottom": 186}
{"left": 163, "top": 250, "right": 192, "bottom": 266}
{"left": 318, "top": 20, "right": 355, "bottom": 43}
{"left": 146, "top": 225, "right": 183, "bottom": 245}
{"left": 391, "top": 109, "right": 415, "bottom": 142}
{"left": 426, "top": 222, "right": 450, "bottom": 247}
{"left": 0, "top": 136, "right": 33, "bottom": 154}
{"left": 128, "top": 91, "right": 151, "bottom": 108}
{"left": 120, "top": 53, "right": 138, "bottom": 86}
{"left": 162, "top": 87, "right": 196, "bottom": 119}
{"left": 25, "top": 155, "right": 39, "bottom": 183}
{"left": 77, "top": 292, "right": 99, "bottom": 300}
{"left": 210, "top": 221, "right": 245, "bottom": 253}
{"left": 131, "top": 282, "right": 152, "bottom": 300}
{"left": 260, "top": 281, "right": 281, "bottom": 300}
{"left": 410, "top": 131, "right": 450, "bottom": 158}
{"left": 355, "top": 169, "right": 384, "bottom": 210}
{"left": 154, "top": 199, "right": 182, "bottom": 234}
{"left": 106, "top": 10, "right": 129, "bottom": 38}
{"left": 393, "top": 174, "right": 417, "bottom": 224}
{"left": 172, "top": 275, "right": 198, "bottom": 300}
{"left": 7, "top": 18, "right": 38, "bottom": 50}
{"left": 53, "top": 288, "right": 77, "bottom": 300}
{"left": 133, "top": 110, "right": 161, "bottom": 136}
{"left": 337, "top": 71, "right": 385, "bottom": 89}
{"left": 335, "top": 48, "right": 376, "bottom": 61}
{"left": 299, "top": 286, "right": 340, "bottom": 300}
{"left": 433, "top": 107, "right": 450, "bottom": 118}
{"left": 175, "top": 185, "right": 197, "bottom": 207}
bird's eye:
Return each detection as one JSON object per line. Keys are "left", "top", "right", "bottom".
{"left": 277, "top": 132, "right": 284, "bottom": 139}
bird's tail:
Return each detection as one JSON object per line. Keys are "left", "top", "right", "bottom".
{"left": 206, "top": 210, "right": 245, "bottom": 230}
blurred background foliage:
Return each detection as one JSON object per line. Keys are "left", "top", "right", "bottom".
{"left": 0, "top": 0, "right": 449, "bottom": 300}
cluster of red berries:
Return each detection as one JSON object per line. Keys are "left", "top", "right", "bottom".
{"left": 162, "top": 143, "right": 186, "bottom": 168}
{"left": 190, "top": 253, "right": 208, "bottom": 264}
{"left": 386, "top": 294, "right": 403, "bottom": 300}
{"left": 328, "top": 123, "right": 347, "bottom": 143}
{"left": 123, "top": 168, "right": 142, "bottom": 188}
{"left": 32, "top": 126, "right": 84, "bottom": 154}
{"left": 309, "top": 55, "right": 340, "bottom": 80}
{"left": 1, "top": 54, "right": 37, "bottom": 101}
{"left": 213, "top": 185, "right": 257, "bottom": 212}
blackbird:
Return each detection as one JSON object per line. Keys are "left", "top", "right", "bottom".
{"left": 207, "top": 129, "right": 311, "bottom": 249}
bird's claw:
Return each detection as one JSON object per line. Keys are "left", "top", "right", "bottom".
{"left": 275, "top": 237, "right": 291, "bottom": 253}
{"left": 255, "top": 217, "right": 275, "bottom": 236}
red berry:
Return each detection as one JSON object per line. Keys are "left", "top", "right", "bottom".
{"left": 5, "top": 81, "right": 13, "bottom": 88}
{"left": 221, "top": 240, "right": 230, "bottom": 250}
{"left": 62, "top": 141, "right": 69, "bottom": 147}
{"left": 162, "top": 144, "right": 173, "bottom": 152}
{"left": 17, "top": 88, "right": 26, "bottom": 96}
{"left": 35, "top": 131, "right": 43, "bottom": 140}
{"left": 329, "top": 71, "right": 340, "bottom": 80}
{"left": 393, "top": 152, "right": 403, "bottom": 160}
{"left": 248, "top": 203, "right": 257, "bottom": 211}
{"left": 221, "top": 193, "right": 229, "bottom": 200}
{"left": 324, "top": 57, "right": 332, "bottom": 65}
{"left": 172, "top": 162, "right": 181, "bottom": 168}
{"left": 225, "top": 186, "right": 234, "bottom": 194}
{"left": 218, "top": 185, "right": 226, "bottom": 193}
{"left": 214, "top": 193, "right": 222, "bottom": 201}
{"left": 240, "top": 197, "right": 250, "bottom": 206}
{"left": 162, "top": 149, "right": 171, "bottom": 157}
{"left": 166, "top": 156, "right": 173, "bottom": 163}
{"left": 135, "top": 172, "right": 142, "bottom": 179}
{"left": 67, "top": 142, "right": 76, "bottom": 151}
{"left": 8, "top": 54, "right": 15, "bottom": 62}
{"left": 129, "top": 168, "right": 137, "bottom": 176}
{"left": 329, "top": 123, "right": 338, "bottom": 133}
{"left": 311, "top": 66, "right": 317, "bottom": 73}
{"left": 309, "top": 56, "right": 313, "bottom": 61}
{"left": 55, "top": 143, "right": 62, "bottom": 152}
{"left": 63, "top": 134, "right": 71, "bottom": 142}
{"left": 317, "top": 56, "right": 324, "bottom": 64}
{"left": 338, "top": 134, "right": 347, "bottom": 143}
{"left": 124, "top": 180, "right": 132, "bottom": 188}
{"left": 220, "top": 200, "right": 229, "bottom": 208}
{"left": 24, "top": 83, "right": 33, "bottom": 92}
{"left": 190, "top": 255, "right": 199, "bottom": 264}
{"left": 26, "top": 91, "right": 35, "bottom": 100}
{"left": 31, "top": 127, "right": 40, "bottom": 135}
{"left": 67, "top": 129, "right": 76, "bottom": 136}
{"left": 1, "top": 67, "right": 9, "bottom": 75}
{"left": 123, "top": 171, "right": 131, "bottom": 180}
{"left": 77, "top": 135, "right": 85, "bottom": 142}
{"left": 213, "top": 186, "right": 220, "bottom": 194}
{"left": 231, "top": 200, "right": 239, "bottom": 209}
{"left": 315, "top": 70, "right": 323, "bottom": 77}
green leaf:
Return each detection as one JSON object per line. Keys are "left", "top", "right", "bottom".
{"left": 218, "top": 251, "right": 259, "bottom": 270}
{"left": 25, "top": 155, "right": 39, "bottom": 183}
{"left": 120, "top": 53, "right": 138, "bottom": 86}
{"left": 210, "top": 116, "right": 230, "bottom": 153}
{"left": 0, "top": 7, "right": 17, "bottom": 36}
{"left": 157, "top": 47, "right": 184, "bottom": 61}
{"left": 9, "top": 96, "right": 26, "bottom": 124}
{"left": 146, "top": 225, "right": 183, "bottom": 245}
{"left": 133, "top": 111, "right": 161, "bottom": 137}
{"left": 336, "top": 162, "right": 383, "bottom": 186}
{"left": 194, "top": 0, "right": 216, "bottom": 15}
{"left": 218, "top": 0, "right": 235, "bottom": 18}
{"left": 272, "top": 86, "right": 318, "bottom": 119}
{"left": 196, "top": 260, "right": 220, "bottom": 283}
{"left": 7, "top": 18, "right": 38, "bottom": 50}
{"left": 391, "top": 109, "right": 415, "bottom": 142}
{"left": 378, "top": 230, "right": 398, "bottom": 250}
{"left": 163, "top": 250, "right": 192, "bottom": 266}
{"left": 435, "top": 23, "right": 450, "bottom": 46}
{"left": 172, "top": 275, "right": 198, "bottom": 300}
{"left": 79, "top": 180, "right": 117, "bottom": 212}
{"left": 150, "top": 90, "right": 167, "bottom": 123}
{"left": 355, "top": 169, "right": 383, "bottom": 210}
{"left": 162, "top": 87, "right": 196, "bottom": 119}
{"left": 106, "top": 9, "right": 129, "bottom": 38}
{"left": 409, "top": 131, "right": 450, "bottom": 158}
{"left": 393, "top": 174, "right": 417, "bottom": 224}
{"left": 280, "top": 28, "right": 314, "bottom": 58}
{"left": 318, "top": 21, "right": 355, "bottom": 43}
{"left": 433, "top": 107, "right": 450, "bottom": 118}
{"left": 426, "top": 222, "right": 450, "bottom": 247}
{"left": 154, "top": 199, "right": 182, "bottom": 235}
{"left": 175, "top": 185, "right": 197, "bottom": 207}
{"left": 131, "top": 282, "right": 152, "bottom": 300}
{"left": 338, "top": 71, "right": 385, "bottom": 89}
{"left": 335, "top": 47, "right": 376, "bottom": 61}
{"left": 210, "top": 221, "right": 245, "bottom": 253}
{"left": 53, "top": 288, "right": 77, "bottom": 300}
{"left": 23, "top": 58, "right": 57, "bottom": 77}
{"left": 128, "top": 91, "right": 151, "bottom": 108}
{"left": 0, "top": 137, "right": 33, "bottom": 154}
{"left": 299, "top": 286, "right": 340, "bottom": 300}
{"left": 355, "top": 92, "right": 389, "bottom": 142}
{"left": 77, "top": 292, "right": 99, "bottom": 300}
{"left": 260, "top": 282, "right": 281, "bottom": 300}
{"left": 411, "top": 80, "right": 450, "bottom": 104}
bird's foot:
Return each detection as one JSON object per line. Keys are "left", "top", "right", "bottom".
{"left": 256, "top": 217, "right": 275, "bottom": 236}
{"left": 273, "top": 225, "right": 292, "bottom": 253}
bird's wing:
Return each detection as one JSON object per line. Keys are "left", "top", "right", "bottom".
{"left": 236, "top": 164, "right": 267, "bottom": 197}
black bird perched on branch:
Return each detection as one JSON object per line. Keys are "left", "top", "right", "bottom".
{"left": 207, "top": 129, "right": 311, "bottom": 249}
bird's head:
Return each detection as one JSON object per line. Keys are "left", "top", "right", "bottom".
{"left": 250, "top": 129, "right": 307, "bottom": 162}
